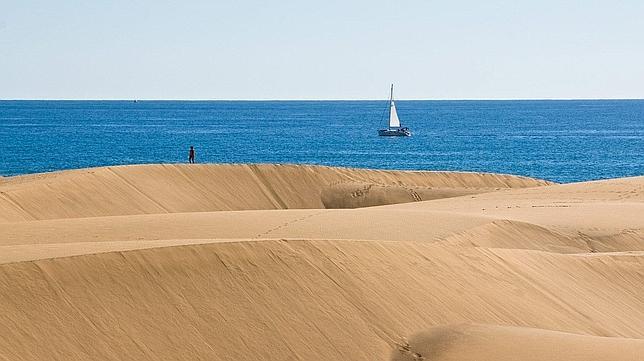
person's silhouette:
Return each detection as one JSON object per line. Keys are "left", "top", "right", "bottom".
{"left": 188, "top": 146, "right": 195, "bottom": 164}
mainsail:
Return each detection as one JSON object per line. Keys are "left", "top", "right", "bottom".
{"left": 388, "top": 84, "right": 400, "bottom": 128}
{"left": 389, "top": 100, "right": 400, "bottom": 128}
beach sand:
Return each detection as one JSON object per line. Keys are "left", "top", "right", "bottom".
{"left": 0, "top": 164, "right": 642, "bottom": 360}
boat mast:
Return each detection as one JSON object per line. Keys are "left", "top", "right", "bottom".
{"left": 390, "top": 84, "right": 394, "bottom": 103}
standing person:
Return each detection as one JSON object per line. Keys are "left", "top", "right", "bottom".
{"left": 188, "top": 146, "right": 195, "bottom": 164}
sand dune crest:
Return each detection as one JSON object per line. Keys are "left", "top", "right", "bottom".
{"left": 0, "top": 164, "right": 550, "bottom": 222}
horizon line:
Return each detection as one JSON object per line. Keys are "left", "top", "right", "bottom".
{"left": 2, "top": 97, "right": 644, "bottom": 102}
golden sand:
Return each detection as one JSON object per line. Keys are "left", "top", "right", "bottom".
{"left": 0, "top": 164, "right": 642, "bottom": 360}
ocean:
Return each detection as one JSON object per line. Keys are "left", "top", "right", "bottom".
{"left": 1, "top": 100, "right": 643, "bottom": 183}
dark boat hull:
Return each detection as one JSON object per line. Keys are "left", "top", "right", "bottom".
{"left": 378, "top": 128, "right": 411, "bottom": 136}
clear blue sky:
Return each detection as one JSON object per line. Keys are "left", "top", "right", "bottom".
{"left": 1, "top": 1, "right": 643, "bottom": 99}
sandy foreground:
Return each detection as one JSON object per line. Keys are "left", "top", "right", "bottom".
{"left": 0, "top": 164, "right": 642, "bottom": 360}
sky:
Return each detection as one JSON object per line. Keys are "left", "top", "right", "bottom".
{"left": 1, "top": 0, "right": 643, "bottom": 100}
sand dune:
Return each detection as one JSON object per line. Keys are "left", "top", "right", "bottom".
{"left": 440, "top": 219, "right": 592, "bottom": 253}
{"left": 393, "top": 324, "right": 644, "bottom": 361}
{"left": 391, "top": 175, "right": 644, "bottom": 235}
{"left": 0, "top": 209, "right": 495, "bottom": 263}
{"left": 0, "top": 163, "right": 549, "bottom": 222}
{"left": 0, "top": 164, "right": 642, "bottom": 361}
{"left": 2, "top": 240, "right": 643, "bottom": 360}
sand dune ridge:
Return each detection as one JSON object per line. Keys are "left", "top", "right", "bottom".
{"left": 0, "top": 163, "right": 551, "bottom": 222}
{"left": 0, "top": 164, "right": 642, "bottom": 361}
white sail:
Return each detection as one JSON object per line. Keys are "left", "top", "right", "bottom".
{"left": 378, "top": 84, "right": 410, "bottom": 136}
{"left": 389, "top": 100, "right": 401, "bottom": 128}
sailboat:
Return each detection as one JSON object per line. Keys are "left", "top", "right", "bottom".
{"left": 378, "top": 84, "right": 411, "bottom": 136}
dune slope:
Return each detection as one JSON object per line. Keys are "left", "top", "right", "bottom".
{"left": 0, "top": 163, "right": 549, "bottom": 222}
{"left": 2, "top": 240, "right": 644, "bottom": 361}
{"left": 393, "top": 324, "right": 644, "bottom": 361}
{"left": 0, "top": 165, "right": 642, "bottom": 361}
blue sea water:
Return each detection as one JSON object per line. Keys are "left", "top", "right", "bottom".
{"left": 0, "top": 100, "right": 643, "bottom": 183}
